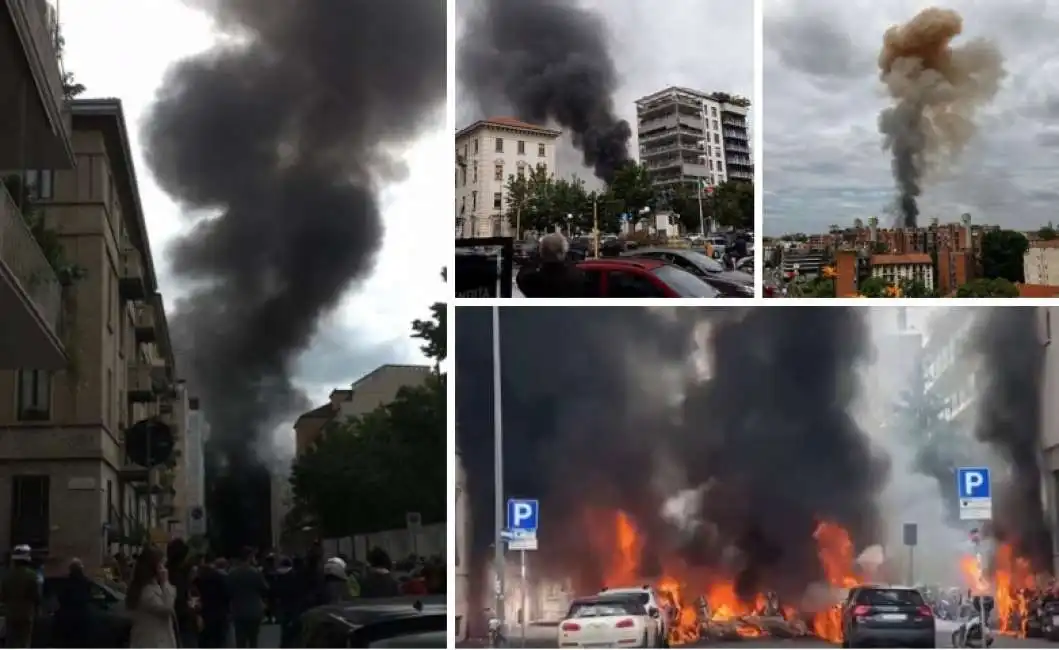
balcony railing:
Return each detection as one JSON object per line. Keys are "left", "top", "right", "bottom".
{"left": 0, "top": 182, "right": 62, "bottom": 335}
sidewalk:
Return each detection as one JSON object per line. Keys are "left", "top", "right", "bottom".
{"left": 457, "top": 623, "right": 558, "bottom": 648}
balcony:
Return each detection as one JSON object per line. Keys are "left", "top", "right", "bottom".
{"left": 133, "top": 302, "right": 156, "bottom": 343}
{"left": 0, "top": 0, "right": 74, "bottom": 169}
{"left": 0, "top": 180, "right": 64, "bottom": 368}
{"left": 118, "top": 247, "right": 145, "bottom": 301}
{"left": 127, "top": 361, "right": 163, "bottom": 402}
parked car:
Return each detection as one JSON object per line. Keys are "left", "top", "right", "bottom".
{"left": 626, "top": 248, "right": 754, "bottom": 297}
{"left": 0, "top": 576, "right": 130, "bottom": 648}
{"left": 576, "top": 257, "right": 720, "bottom": 298}
{"left": 300, "top": 595, "right": 446, "bottom": 647}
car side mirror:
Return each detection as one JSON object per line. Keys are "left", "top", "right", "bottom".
{"left": 649, "top": 607, "right": 660, "bottom": 618}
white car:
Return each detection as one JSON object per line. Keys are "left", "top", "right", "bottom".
{"left": 559, "top": 594, "right": 663, "bottom": 647}
{"left": 598, "top": 586, "right": 671, "bottom": 645}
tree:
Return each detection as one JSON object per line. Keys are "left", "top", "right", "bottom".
{"left": 504, "top": 167, "right": 589, "bottom": 235}
{"left": 711, "top": 181, "right": 753, "bottom": 229}
{"left": 955, "top": 277, "right": 1019, "bottom": 298}
{"left": 605, "top": 162, "right": 653, "bottom": 218}
{"left": 898, "top": 280, "right": 936, "bottom": 298}
{"left": 858, "top": 276, "right": 889, "bottom": 298}
{"left": 979, "top": 230, "right": 1028, "bottom": 283}
{"left": 662, "top": 183, "right": 703, "bottom": 234}
{"left": 1039, "top": 222, "right": 1058, "bottom": 241}
{"left": 288, "top": 306, "right": 446, "bottom": 537}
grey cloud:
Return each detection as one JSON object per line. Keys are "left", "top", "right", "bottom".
{"left": 456, "top": 0, "right": 754, "bottom": 182}
{"left": 293, "top": 323, "right": 412, "bottom": 393}
{"left": 764, "top": 0, "right": 1059, "bottom": 234}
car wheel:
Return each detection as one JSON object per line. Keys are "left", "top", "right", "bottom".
{"left": 952, "top": 631, "right": 960, "bottom": 647}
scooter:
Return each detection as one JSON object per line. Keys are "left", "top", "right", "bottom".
{"left": 951, "top": 615, "right": 994, "bottom": 648}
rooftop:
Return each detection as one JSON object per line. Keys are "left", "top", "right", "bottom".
{"left": 1017, "top": 283, "right": 1059, "bottom": 298}
{"left": 456, "top": 117, "right": 561, "bottom": 140}
{"left": 871, "top": 253, "right": 933, "bottom": 266}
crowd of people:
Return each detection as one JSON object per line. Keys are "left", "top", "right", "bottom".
{"left": 0, "top": 540, "right": 445, "bottom": 648}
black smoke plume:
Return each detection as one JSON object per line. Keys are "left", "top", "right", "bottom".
{"left": 458, "top": 0, "right": 632, "bottom": 182}
{"left": 142, "top": 0, "right": 445, "bottom": 546}
{"left": 877, "top": 7, "right": 1004, "bottom": 227}
{"left": 456, "top": 307, "right": 888, "bottom": 616}
{"left": 971, "top": 308, "right": 1051, "bottom": 569}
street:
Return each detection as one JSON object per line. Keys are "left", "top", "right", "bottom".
{"left": 462, "top": 621, "right": 1051, "bottom": 648}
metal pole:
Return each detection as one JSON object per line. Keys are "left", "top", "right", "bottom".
{"left": 593, "top": 199, "right": 599, "bottom": 258}
{"left": 696, "top": 187, "right": 705, "bottom": 238}
{"left": 521, "top": 549, "right": 527, "bottom": 647}
{"left": 145, "top": 428, "right": 152, "bottom": 548}
{"left": 492, "top": 306, "right": 506, "bottom": 636}
{"left": 516, "top": 204, "right": 521, "bottom": 242}
{"left": 699, "top": 100, "right": 708, "bottom": 237}
{"left": 907, "top": 546, "right": 913, "bottom": 585}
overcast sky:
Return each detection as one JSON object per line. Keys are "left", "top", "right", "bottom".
{"left": 763, "top": 0, "right": 1059, "bottom": 236}
{"left": 59, "top": 0, "right": 443, "bottom": 407}
{"left": 456, "top": 0, "right": 755, "bottom": 184}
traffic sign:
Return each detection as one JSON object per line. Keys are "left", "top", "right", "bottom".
{"left": 957, "top": 467, "right": 992, "bottom": 521}
{"left": 507, "top": 499, "right": 539, "bottom": 534}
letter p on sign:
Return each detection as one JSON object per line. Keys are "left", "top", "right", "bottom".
{"left": 964, "top": 472, "right": 982, "bottom": 494}
{"left": 514, "top": 503, "right": 532, "bottom": 526}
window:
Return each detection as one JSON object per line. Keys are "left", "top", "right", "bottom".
{"left": 473, "top": 138, "right": 479, "bottom": 154}
{"left": 538, "top": 143, "right": 546, "bottom": 157}
{"left": 105, "top": 368, "right": 113, "bottom": 429}
{"left": 472, "top": 164, "right": 478, "bottom": 184}
{"left": 12, "top": 475, "right": 50, "bottom": 547}
{"left": 495, "top": 138, "right": 504, "bottom": 153}
{"left": 711, "top": 106, "right": 717, "bottom": 117}
{"left": 105, "top": 272, "right": 113, "bottom": 331}
{"left": 493, "top": 192, "right": 502, "bottom": 210}
{"left": 606, "top": 271, "right": 666, "bottom": 298}
{"left": 17, "top": 370, "right": 51, "bottom": 421}
{"left": 717, "top": 161, "right": 724, "bottom": 172}
{"left": 539, "top": 164, "right": 547, "bottom": 176}
{"left": 462, "top": 145, "right": 468, "bottom": 159}
{"left": 712, "top": 120, "right": 719, "bottom": 130}
{"left": 517, "top": 140, "right": 526, "bottom": 155}
{"left": 23, "top": 170, "right": 54, "bottom": 200}
{"left": 494, "top": 164, "right": 504, "bottom": 181}
{"left": 471, "top": 191, "right": 477, "bottom": 211}
{"left": 460, "top": 196, "right": 466, "bottom": 214}
{"left": 460, "top": 167, "right": 466, "bottom": 186}
{"left": 517, "top": 164, "right": 525, "bottom": 179}
{"left": 714, "top": 133, "right": 720, "bottom": 144}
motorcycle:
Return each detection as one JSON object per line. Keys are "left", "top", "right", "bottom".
{"left": 951, "top": 614, "right": 994, "bottom": 648}
{"left": 487, "top": 615, "right": 507, "bottom": 648}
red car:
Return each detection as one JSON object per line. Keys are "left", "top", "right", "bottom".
{"left": 575, "top": 258, "right": 721, "bottom": 298}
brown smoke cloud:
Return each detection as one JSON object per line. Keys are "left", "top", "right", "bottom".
{"left": 877, "top": 7, "right": 1005, "bottom": 228}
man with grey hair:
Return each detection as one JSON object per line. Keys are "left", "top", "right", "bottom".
{"left": 516, "top": 233, "right": 587, "bottom": 297}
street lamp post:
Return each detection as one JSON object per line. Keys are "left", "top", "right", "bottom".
{"left": 491, "top": 306, "right": 506, "bottom": 639}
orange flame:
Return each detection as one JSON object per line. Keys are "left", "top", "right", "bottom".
{"left": 810, "top": 522, "right": 862, "bottom": 644}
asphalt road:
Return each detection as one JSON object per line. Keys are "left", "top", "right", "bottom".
{"left": 471, "top": 621, "right": 1053, "bottom": 648}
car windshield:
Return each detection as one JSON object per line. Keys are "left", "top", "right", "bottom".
{"left": 652, "top": 265, "right": 720, "bottom": 297}
{"left": 568, "top": 600, "right": 643, "bottom": 618}
{"left": 680, "top": 250, "right": 725, "bottom": 273}
{"left": 857, "top": 589, "right": 925, "bottom": 606}
{"left": 604, "top": 591, "right": 650, "bottom": 605}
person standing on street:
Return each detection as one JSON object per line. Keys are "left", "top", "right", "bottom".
{"left": 1, "top": 545, "right": 40, "bottom": 648}
{"left": 128, "top": 547, "right": 178, "bottom": 648}
{"left": 53, "top": 559, "right": 94, "bottom": 648}
{"left": 196, "top": 557, "right": 232, "bottom": 648}
{"left": 270, "top": 556, "right": 301, "bottom": 648}
{"left": 166, "top": 539, "right": 199, "bottom": 648}
{"left": 515, "top": 233, "right": 587, "bottom": 298}
{"left": 227, "top": 547, "right": 269, "bottom": 649}
{"left": 359, "top": 548, "right": 400, "bottom": 598}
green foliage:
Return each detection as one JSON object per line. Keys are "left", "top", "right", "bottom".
{"left": 955, "top": 277, "right": 1019, "bottom": 298}
{"left": 289, "top": 307, "right": 446, "bottom": 537}
{"left": 857, "top": 276, "right": 889, "bottom": 297}
{"left": 711, "top": 181, "right": 754, "bottom": 230}
{"left": 1039, "top": 222, "right": 1058, "bottom": 241}
{"left": 979, "top": 230, "right": 1028, "bottom": 283}
{"left": 897, "top": 279, "right": 936, "bottom": 298}
{"left": 2, "top": 175, "right": 86, "bottom": 286}
{"left": 504, "top": 166, "right": 589, "bottom": 235}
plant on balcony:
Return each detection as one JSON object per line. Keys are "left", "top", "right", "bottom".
{"left": 2, "top": 175, "right": 86, "bottom": 286}
{"left": 53, "top": 23, "right": 86, "bottom": 99}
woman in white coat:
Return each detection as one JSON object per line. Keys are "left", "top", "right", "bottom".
{"left": 127, "top": 547, "right": 178, "bottom": 648}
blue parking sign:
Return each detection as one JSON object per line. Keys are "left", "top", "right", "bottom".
{"left": 506, "top": 498, "right": 538, "bottom": 534}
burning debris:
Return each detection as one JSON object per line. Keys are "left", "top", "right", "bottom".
{"left": 877, "top": 7, "right": 1005, "bottom": 227}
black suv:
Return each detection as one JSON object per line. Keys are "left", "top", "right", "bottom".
{"left": 841, "top": 585, "right": 935, "bottom": 648}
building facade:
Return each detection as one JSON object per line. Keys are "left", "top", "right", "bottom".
{"left": 635, "top": 86, "right": 753, "bottom": 197}
{"left": 1024, "top": 241, "right": 1059, "bottom": 286}
{"left": 870, "top": 254, "right": 935, "bottom": 291}
{"left": 0, "top": 0, "right": 74, "bottom": 370}
{"left": 455, "top": 118, "right": 560, "bottom": 239}
{"left": 0, "top": 99, "right": 180, "bottom": 573}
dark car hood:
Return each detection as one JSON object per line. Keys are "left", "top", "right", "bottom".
{"left": 309, "top": 595, "right": 446, "bottom": 627}
{"left": 713, "top": 269, "right": 753, "bottom": 286}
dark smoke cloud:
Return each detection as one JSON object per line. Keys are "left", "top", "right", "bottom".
{"left": 456, "top": 307, "right": 889, "bottom": 611}
{"left": 458, "top": 0, "right": 632, "bottom": 182}
{"left": 971, "top": 308, "right": 1051, "bottom": 569}
{"left": 143, "top": 0, "right": 444, "bottom": 549}
{"left": 143, "top": 0, "right": 446, "bottom": 459}
{"left": 877, "top": 7, "right": 1004, "bottom": 227}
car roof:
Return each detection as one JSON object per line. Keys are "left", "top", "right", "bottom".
{"left": 573, "top": 593, "right": 647, "bottom": 606}
{"left": 602, "top": 586, "right": 653, "bottom": 594}
{"left": 578, "top": 257, "right": 667, "bottom": 270}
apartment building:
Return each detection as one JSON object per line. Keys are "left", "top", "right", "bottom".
{"left": 0, "top": 99, "right": 181, "bottom": 571}
{"left": 635, "top": 86, "right": 753, "bottom": 195}
{"left": 455, "top": 117, "right": 560, "bottom": 239}
{"left": 1024, "top": 240, "right": 1059, "bottom": 286}
{"left": 870, "top": 253, "right": 935, "bottom": 291}
{"left": 0, "top": 0, "right": 75, "bottom": 370}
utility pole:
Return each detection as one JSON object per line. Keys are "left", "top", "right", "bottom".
{"left": 592, "top": 198, "right": 599, "bottom": 258}
{"left": 491, "top": 306, "right": 506, "bottom": 638}
{"left": 515, "top": 204, "right": 521, "bottom": 242}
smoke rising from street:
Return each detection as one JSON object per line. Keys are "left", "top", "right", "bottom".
{"left": 971, "top": 308, "right": 1051, "bottom": 570}
{"left": 877, "top": 7, "right": 1005, "bottom": 227}
{"left": 458, "top": 0, "right": 632, "bottom": 182}
{"left": 456, "top": 307, "right": 888, "bottom": 611}
{"left": 143, "top": 0, "right": 445, "bottom": 544}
